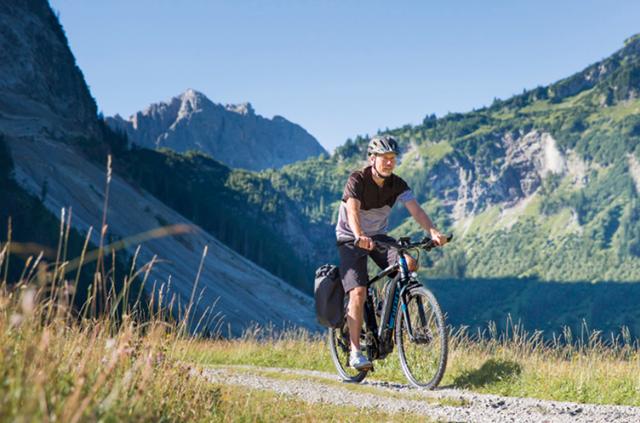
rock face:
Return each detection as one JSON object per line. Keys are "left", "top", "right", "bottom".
{"left": 106, "top": 90, "right": 327, "bottom": 170}
{"left": 429, "top": 131, "right": 569, "bottom": 222}
{"left": 0, "top": 0, "right": 99, "bottom": 139}
{"left": 0, "top": 0, "right": 319, "bottom": 333}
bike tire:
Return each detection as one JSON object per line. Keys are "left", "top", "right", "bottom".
{"left": 328, "top": 319, "right": 368, "bottom": 383}
{"left": 395, "top": 286, "right": 448, "bottom": 389}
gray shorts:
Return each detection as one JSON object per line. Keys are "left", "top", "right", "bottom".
{"left": 337, "top": 234, "right": 399, "bottom": 293}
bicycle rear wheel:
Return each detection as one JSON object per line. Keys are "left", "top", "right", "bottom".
{"left": 328, "top": 319, "right": 368, "bottom": 383}
{"left": 396, "top": 286, "right": 448, "bottom": 389}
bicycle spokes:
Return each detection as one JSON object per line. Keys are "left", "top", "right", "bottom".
{"left": 396, "top": 287, "right": 448, "bottom": 389}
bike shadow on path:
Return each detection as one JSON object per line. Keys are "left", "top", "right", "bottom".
{"left": 440, "top": 358, "right": 522, "bottom": 390}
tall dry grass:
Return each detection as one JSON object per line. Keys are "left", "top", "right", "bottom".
{"left": 0, "top": 154, "right": 222, "bottom": 421}
{"left": 0, "top": 229, "right": 225, "bottom": 421}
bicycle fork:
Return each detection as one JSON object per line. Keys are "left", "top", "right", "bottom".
{"left": 399, "top": 284, "right": 429, "bottom": 343}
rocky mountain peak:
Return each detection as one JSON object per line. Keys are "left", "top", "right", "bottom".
{"left": 175, "top": 89, "right": 211, "bottom": 120}
{"left": 225, "top": 102, "right": 255, "bottom": 116}
{"left": 181, "top": 88, "right": 207, "bottom": 101}
{"left": 107, "top": 90, "right": 327, "bottom": 170}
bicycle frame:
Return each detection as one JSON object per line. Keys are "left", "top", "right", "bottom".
{"left": 364, "top": 250, "right": 422, "bottom": 360}
{"left": 330, "top": 234, "right": 452, "bottom": 386}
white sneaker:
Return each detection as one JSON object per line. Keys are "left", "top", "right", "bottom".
{"left": 349, "top": 350, "right": 373, "bottom": 370}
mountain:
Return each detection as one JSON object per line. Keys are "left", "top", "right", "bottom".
{"left": 387, "top": 33, "right": 640, "bottom": 282}
{"left": 0, "top": 0, "right": 318, "bottom": 333}
{"left": 106, "top": 89, "right": 327, "bottom": 170}
{"left": 6, "top": 0, "right": 639, "bottom": 336}
{"left": 279, "top": 34, "right": 640, "bottom": 283}
{"left": 247, "top": 34, "right": 640, "bottom": 336}
{"left": 0, "top": 0, "right": 99, "bottom": 140}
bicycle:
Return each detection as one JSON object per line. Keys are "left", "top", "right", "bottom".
{"left": 328, "top": 235, "right": 452, "bottom": 389}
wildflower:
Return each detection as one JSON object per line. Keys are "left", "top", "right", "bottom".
{"left": 105, "top": 338, "right": 116, "bottom": 350}
{"left": 21, "top": 288, "right": 35, "bottom": 315}
{"left": 9, "top": 313, "right": 23, "bottom": 328}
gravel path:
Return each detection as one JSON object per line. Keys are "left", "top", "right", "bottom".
{"left": 200, "top": 365, "right": 640, "bottom": 422}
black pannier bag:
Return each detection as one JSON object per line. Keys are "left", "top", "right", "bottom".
{"left": 314, "top": 264, "right": 345, "bottom": 328}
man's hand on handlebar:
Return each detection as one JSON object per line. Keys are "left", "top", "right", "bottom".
{"left": 355, "top": 235, "right": 375, "bottom": 250}
{"left": 429, "top": 228, "right": 449, "bottom": 246}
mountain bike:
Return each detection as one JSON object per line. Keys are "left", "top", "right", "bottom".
{"left": 328, "top": 235, "right": 452, "bottom": 389}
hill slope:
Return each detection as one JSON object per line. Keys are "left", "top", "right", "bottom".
{"left": 271, "top": 34, "right": 640, "bottom": 284}
{"left": 0, "top": 0, "right": 318, "bottom": 332}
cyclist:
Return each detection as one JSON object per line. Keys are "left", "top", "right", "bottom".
{"left": 336, "top": 135, "right": 448, "bottom": 370}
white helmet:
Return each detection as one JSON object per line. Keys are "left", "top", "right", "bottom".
{"left": 368, "top": 135, "right": 399, "bottom": 156}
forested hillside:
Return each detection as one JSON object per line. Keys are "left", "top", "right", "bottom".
{"left": 112, "top": 142, "right": 334, "bottom": 292}
{"left": 262, "top": 34, "right": 640, "bottom": 285}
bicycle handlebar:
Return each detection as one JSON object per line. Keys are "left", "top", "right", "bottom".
{"left": 373, "top": 234, "right": 454, "bottom": 252}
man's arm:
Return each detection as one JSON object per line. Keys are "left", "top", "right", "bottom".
{"left": 404, "top": 199, "right": 448, "bottom": 245}
{"left": 345, "top": 198, "right": 374, "bottom": 250}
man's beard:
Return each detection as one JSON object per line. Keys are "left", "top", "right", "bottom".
{"left": 373, "top": 164, "right": 392, "bottom": 179}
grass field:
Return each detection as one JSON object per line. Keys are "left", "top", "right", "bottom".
{"left": 181, "top": 321, "right": 640, "bottom": 407}
{"left": 0, "top": 248, "right": 434, "bottom": 422}
{"left": 2, "top": 206, "right": 640, "bottom": 422}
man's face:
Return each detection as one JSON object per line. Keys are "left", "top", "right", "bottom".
{"left": 371, "top": 152, "right": 397, "bottom": 177}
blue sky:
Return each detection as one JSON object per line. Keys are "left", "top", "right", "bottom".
{"left": 50, "top": 0, "right": 640, "bottom": 152}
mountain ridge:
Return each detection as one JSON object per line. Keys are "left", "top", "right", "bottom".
{"left": 0, "top": 0, "right": 99, "bottom": 140}
{"left": 0, "top": 0, "right": 318, "bottom": 332}
{"left": 261, "top": 33, "right": 640, "bottom": 284}
{"left": 106, "top": 89, "right": 327, "bottom": 171}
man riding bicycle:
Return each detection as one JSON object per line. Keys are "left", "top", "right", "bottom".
{"left": 336, "top": 135, "right": 448, "bottom": 370}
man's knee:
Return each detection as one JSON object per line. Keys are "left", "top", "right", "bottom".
{"left": 405, "top": 254, "right": 419, "bottom": 272}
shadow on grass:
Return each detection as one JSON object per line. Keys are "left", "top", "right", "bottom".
{"left": 452, "top": 358, "right": 522, "bottom": 389}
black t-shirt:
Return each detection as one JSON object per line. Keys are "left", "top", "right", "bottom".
{"left": 342, "top": 166, "right": 411, "bottom": 209}
{"left": 336, "top": 166, "right": 414, "bottom": 241}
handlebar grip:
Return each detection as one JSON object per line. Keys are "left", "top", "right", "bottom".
{"left": 422, "top": 234, "right": 453, "bottom": 251}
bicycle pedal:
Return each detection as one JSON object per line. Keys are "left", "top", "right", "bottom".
{"left": 352, "top": 363, "right": 374, "bottom": 372}
{"left": 361, "top": 363, "right": 374, "bottom": 372}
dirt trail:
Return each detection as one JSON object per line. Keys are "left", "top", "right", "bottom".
{"left": 201, "top": 365, "right": 640, "bottom": 422}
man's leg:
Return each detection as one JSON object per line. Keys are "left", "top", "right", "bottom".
{"left": 338, "top": 243, "right": 372, "bottom": 370}
{"left": 347, "top": 286, "right": 367, "bottom": 351}
{"left": 404, "top": 253, "right": 418, "bottom": 272}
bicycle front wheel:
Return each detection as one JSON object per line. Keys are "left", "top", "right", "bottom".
{"left": 396, "top": 286, "right": 448, "bottom": 389}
